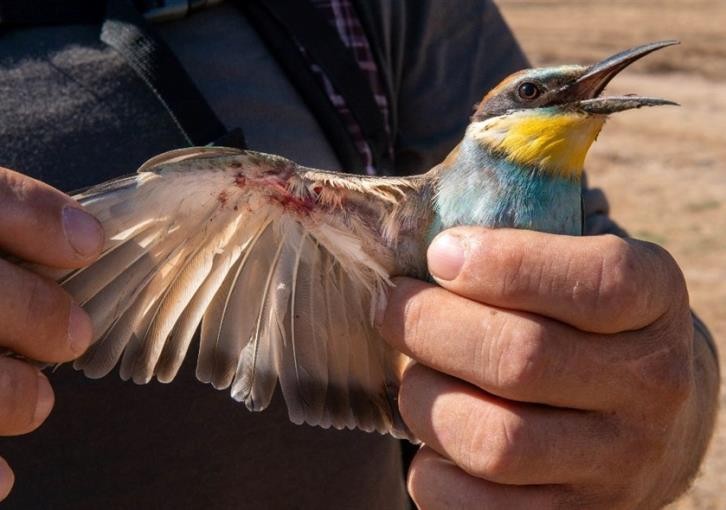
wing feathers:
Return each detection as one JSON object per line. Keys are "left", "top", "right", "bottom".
{"left": 156, "top": 226, "right": 249, "bottom": 383}
{"left": 119, "top": 245, "right": 188, "bottom": 383}
{"left": 156, "top": 257, "right": 229, "bottom": 383}
{"left": 232, "top": 225, "right": 288, "bottom": 410}
{"left": 283, "top": 230, "right": 329, "bottom": 425}
{"left": 321, "top": 255, "right": 355, "bottom": 430}
{"left": 130, "top": 238, "right": 215, "bottom": 382}
{"left": 60, "top": 148, "right": 423, "bottom": 439}
{"left": 197, "top": 216, "right": 274, "bottom": 389}
{"left": 62, "top": 224, "right": 162, "bottom": 305}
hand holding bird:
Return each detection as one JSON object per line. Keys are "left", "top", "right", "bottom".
{"left": 382, "top": 226, "right": 701, "bottom": 508}
{"left": 29, "top": 41, "right": 680, "bottom": 440}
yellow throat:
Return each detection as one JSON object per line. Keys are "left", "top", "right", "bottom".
{"left": 469, "top": 110, "right": 607, "bottom": 178}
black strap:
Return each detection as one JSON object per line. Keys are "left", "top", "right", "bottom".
{"left": 239, "top": 0, "right": 393, "bottom": 173}
{"left": 101, "top": 0, "right": 231, "bottom": 147}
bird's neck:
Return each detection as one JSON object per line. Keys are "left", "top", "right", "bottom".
{"left": 431, "top": 131, "right": 586, "bottom": 238}
{"left": 469, "top": 108, "right": 606, "bottom": 178}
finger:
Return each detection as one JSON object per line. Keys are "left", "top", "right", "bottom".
{"left": 0, "top": 167, "right": 104, "bottom": 268}
{"left": 381, "top": 277, "right": 693, "bottom": 414}
{"left": 0, "top": 359, "right": 54, "bottom": 435}
{"left": 408, "top": 446, "right": 562, "bottom": 510}
{"left": 0, "top": 457, "right": 14, "bottom": 501}
{"left": 380, "top": 278, "right": 645, "bottom": 410}
{"left": 0, "top": 259, "right": 93, "bottom": 362}
{"left": 426, "top": 227, "right": 686, "bottom": 333}
{"left": 399, "top": 364, "right": 618, "bottom": 485}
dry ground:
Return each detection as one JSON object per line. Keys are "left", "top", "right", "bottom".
{"left": 494, "top": 1, "right": 725, "bottom": 508}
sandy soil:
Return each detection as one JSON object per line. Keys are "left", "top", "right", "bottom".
{"left": 494, "top": 1, "right": 725, "bottom": 508}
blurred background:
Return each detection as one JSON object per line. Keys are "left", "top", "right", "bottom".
{"left": 493, "top": 1, "right": 725, "bottom": 508}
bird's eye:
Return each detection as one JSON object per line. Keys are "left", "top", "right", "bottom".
{"left": 517, "top": 82, "right": 541, "bottom": 100}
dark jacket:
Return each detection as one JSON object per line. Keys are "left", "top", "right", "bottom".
{"left": 0, "top": 2, "right": 528, "bottom": 508}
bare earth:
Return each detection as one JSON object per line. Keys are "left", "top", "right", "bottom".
{"left": 494, "top": 1, "right": 725, "bottom": 508}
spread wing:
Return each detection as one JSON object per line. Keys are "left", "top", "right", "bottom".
{"left": 55, "top": 147, "right": 432, "bottom": 439}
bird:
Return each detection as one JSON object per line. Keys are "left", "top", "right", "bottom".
{"left": 38, "top": 40, "right": 678, "bottom": 439}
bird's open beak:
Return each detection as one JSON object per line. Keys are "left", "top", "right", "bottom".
{"left": 564, "top": 40, "right": 680, "bottom": 114}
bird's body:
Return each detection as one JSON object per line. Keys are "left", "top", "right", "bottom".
{"left": 39, "top": 41, "right": 678, "bottom": 439}
{"left": 432, "top": 112, "right": 599, "bottom": 237}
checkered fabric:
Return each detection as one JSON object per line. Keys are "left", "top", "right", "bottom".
{"left": 308, "top": 0, "right": 392, "bottom": 175}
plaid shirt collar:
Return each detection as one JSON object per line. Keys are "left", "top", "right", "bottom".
{"left": 306, "top": 0, "right": 392, "bottom": 175}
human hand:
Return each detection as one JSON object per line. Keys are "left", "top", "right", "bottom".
{"left": 0, "top": 167, "right": 103, "bottom": 500}
{"left": 378, "top": 227, "right": 710, "bottom": 509}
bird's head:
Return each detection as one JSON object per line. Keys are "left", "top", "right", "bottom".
{"left": 468, "top": 40, "right": 678, "bottom": 179}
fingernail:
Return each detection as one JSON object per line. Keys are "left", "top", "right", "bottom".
{"left": 62, "top": 206, "right": 104, "bottom": 257}
{"left": 428, "top": 232, "right": 466, "bottom": 280}
{"left": 33, "top": 372, "right": 54, "bottom": 423}
{"left": 68, "top": 303, "right": 93, "bottom": 355}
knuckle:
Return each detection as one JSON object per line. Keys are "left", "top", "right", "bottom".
{"left": 593, "top": 237, "right": 690, "bottom": 331}
{"left": 0, "top": 167, "right": 30, "bottom": 202}
{"left": 401, "top": 290, "right": 435, "bottom": 355}
{"left": 593, "top": 236, "right": 641, "bottom": 315}
{"left": 0, "top": 170, "right": 46, "bottom": 229}
{"left": 397, "top": 363, "right": 429, "bottom": 431}
{"left": 467, "top": 409, "right": 526, "bottom": 479}
{"left": 0, "top": 262, "right": 73, "bottom": 360}
{"left": 20, "top": 274, "right": 67, "bottom": 344}
{"left": 489, "top": 315, "right": 550, "bottom": 392}
{"left": 402, "top": 294, "right": 424, "bottom": 340}
{"left": 603, "top": 403, "right": 678, "bottom": 481}
{"left": 1, "top": 168, "right": 55, "bottom": 210}
{"left": 0, "top": 361, "right": 38, "bottom": 432}
{"left": 643, "top": 241, "right": 688, "bottom": 304}
{"left": 634, "top": 324, "right": 694, "bottom": 412}
{"left": 397, "top": 366, "right": 418, "bottom": 423}
{"left": 21, "top": 275, "right": 48, "bottom": 325}
{"left": 612, "top": 421, "right": 671, "bottom": 484}
{"left": 493, "top": 245, "right": 529, "bottom": 299}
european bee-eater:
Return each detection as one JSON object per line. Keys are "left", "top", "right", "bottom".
{"left": 46, "top": 41, "right": 677, "bottom": 439}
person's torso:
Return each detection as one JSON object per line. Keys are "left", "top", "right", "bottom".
{"left": 0, "top": 6, "right": 406, "bottom": 508}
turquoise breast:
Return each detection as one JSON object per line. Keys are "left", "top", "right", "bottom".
{"left": 431, "top": 137, "right": 583, "bottom": 239}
